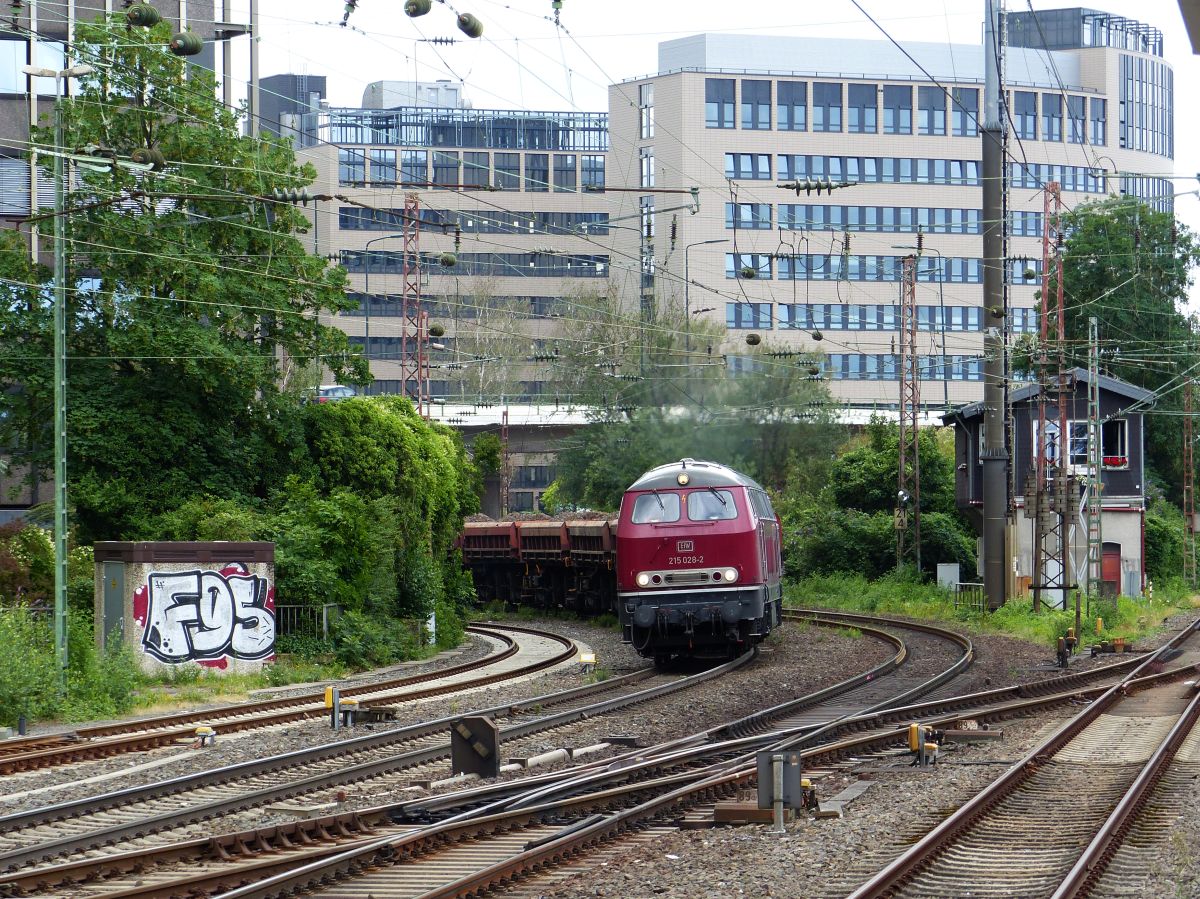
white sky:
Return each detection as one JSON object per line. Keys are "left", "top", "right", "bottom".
{"left": 231, "top": 0, "right": 1200, "bottom": 306}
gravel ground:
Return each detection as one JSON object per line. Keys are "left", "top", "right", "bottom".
{"left": 9, "top": 609, "right": 1200, "bottom": 894}
{"left": 529, "top": 608, "right": 1200, "bottom": 899}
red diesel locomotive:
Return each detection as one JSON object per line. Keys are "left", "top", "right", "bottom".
{"left": 616, "top": 459, "right": 782, "bottom": 663}
{"left": 458, "top": 459, "right": 782, "bottom": 663}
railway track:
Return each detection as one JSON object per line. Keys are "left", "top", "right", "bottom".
{"left": 843, "top": 618, "right": 1200, "bottom": 898}
{"left": 0, "top": 624, "right": 572, "bottom": 776}
{"left": 0, "top": 635, "right": 753, "bottom": 880}
{"left": 4, "top": 612, "right": 1186, "bottom": 899}
{"left": 5, "top": 611, "right": 981, "bottom": 897}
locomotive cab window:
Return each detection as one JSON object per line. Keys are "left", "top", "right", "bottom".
{"left": 687, "top": 490, "right": 738, "bottom": 521}
{"left": 631, "top": 492, "right": 681, "bottom": 523}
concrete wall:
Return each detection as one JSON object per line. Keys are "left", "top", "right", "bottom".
{"left": 94, "top": 542, "right": 275, "bottom": 675}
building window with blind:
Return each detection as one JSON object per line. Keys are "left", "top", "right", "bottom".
{"left": 462, "top": 152, "right": 488, "bottom": 188}
{"left": 581, "top": 154, "right": 605, "bottom": 188}
{"left": 725, "top": 253, "right": 772, "bottom": 280}
{"left": 1013, "top": 91, "right": 1037, "bottom": 140}
{"left": 495, "top": 152, "right": 520, "bottom": 190}
{"left": 883, "top": 85, "right": 912, "bottom": 134}
{"left": 1089, "top": 98, "right": 1106, "bottom": 145}
{"left": 705, "top": 78, "right": 735, "bottom": 128}
{"left": 554, "top": 154, "right": 577, "bottom": 191}
{"left": 812, "top": 83, "right": 842, "bottom": 132}
{"left": 400, "top": 149, "right": 427, "bottom": 185}
{"left": 1042, "top": 93, "right": 1063, "bottom": 141}
{"left": 848, "top": 84, "right": 877, "bottom": 133}
{"left": 918, "top": 87, "right": 946, "bottom": 135}
{"left": 338, "top": 149, "right": 365, "bottom": 185}
{"left": 725, "top": 153, "right": 771, "bottom": 180}
{"left": 1067, "top": 96, "right": 1085, "bottom": 144}
{"left": 370, "top": 149, "right": 396, "bottom": 184}
{"left": 526, "top": 153, "right": 548, "bottom": 191}
{"left": 725, "top": 203, "right": 772, "bottom": 230}
{"left": 726, "top": 302, "right": 773, "bottom": 329}
{"left": 639, "top": 83, "right": 654, "bottom": 139}
{"left": 741, "top": 79, "right": 771, "bottom": 129}
{"left": 640, "top": 148, "right": 654, "bottom": 188}
{"left": 433, "top": 151, "right": 459, "bottom": 188}
{"left": 952, "top": 87, "right": 978, "bottom": 136}
{"left": 778, "top": 81, "right": 806, "bottom": 131}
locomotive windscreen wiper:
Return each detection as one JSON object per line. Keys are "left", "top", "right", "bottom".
{"left": 651, "top": 489, "right": 665, "bottom": 509}
{"left": 707, "top": 486, "right": 727, "bottom": 505}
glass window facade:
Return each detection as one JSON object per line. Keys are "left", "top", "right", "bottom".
{"left": 727, "top": 303, "right": 773, "bottom": 329}
{"left": 326, "top": 107, "right": 607, "bottom": 151}
{"left": 1067, "top": 95, "right": 1086, "bottom": 143}
{"left": 725, "top": 203, "right": 772, "bottom": 230}
{"left": 1119, "top": 54, "right": 1172, "bottom": 157}
{"left": 848, "top": 83, "right": 877, "bottom": 133}
{"left": 741, "top": 79, "right": 771, "bottom": 129}
{"left": 338, "top": 148, "right": 366, "bottom": 184}
{"left": 726, "top": 253, "right": 773, "bottom": 280}
{"left": 725, "top": 153, "right": 771, "bottom": 179}
{"left": 433, "top": 151, "right": 459, "bottom": 187}
{"left": 526, "top": 153, "right": 548, "bottom": 191}
{"left": 495, "top": 152, "right": 520, "bottom": 190}
{"left": 462, "top": 151, "right": 489, "bottom": 188}
{"left": 1090, "top": 98, "right": 1106, "bottom": 144}
{"left": 639, "top": 148, "right": 654, "bottom": 188}
{"left": 1042, "top": 93, "right": 1063, "bottom": 141}
{"left": 778, "top": 81, "right": 806, "bottom": 131}
{"left": 370, "top": 149, "right": 397, "bottom": 184}
{"left": 639, "top": 83, "right": 654, "bottom": 139}
{"left": 581, "top": 154, "right": 605, "bottom": 188}
{"left": 705, "top": 78, "right": 735, "bottom": 128}
{"left": 778, "top": 154, "right": 980, "bottom": 186}
{"left": 1014, "top": 91, "right": 1037, "bottom": 140}
{"left": 952, "top": 87, "right": 978, "bottom": 137}
{"left": 342, "top": 251, "right": 608, "bottom": 278}
{"left": 918, "top": 87, "right": 946, "bottom": 135}
{"left": 812, "top": 82, "right": 842, "bottom": 132}
{"left": 780, "top": 204, "right": 981, "bottom": 234}
{"left": 401, "top": 149, "right": 428, "bottom": 184}
{"left": 883, "top": 85, "right": 912, "bottom": 134}
{"left": 553, "top": 153, "right": 576, "bottom": 191}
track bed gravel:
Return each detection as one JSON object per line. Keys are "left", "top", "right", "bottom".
{"left": 528, "top": 610, "right": 1200, "bottom": 899}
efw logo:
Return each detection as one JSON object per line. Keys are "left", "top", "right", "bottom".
{"left": 676, "top": 540, "right": 694, "bottom": 552}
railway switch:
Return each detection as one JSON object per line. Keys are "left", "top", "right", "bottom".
{"left": 451, "top": 716, "right": 500, "bottom": 778}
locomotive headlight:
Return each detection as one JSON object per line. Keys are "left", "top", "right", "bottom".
{"left": 723, "top": 567, "right": 738, "bottom": 583}
{"left": 636, "top": 572, "right": 651, "bottom": 587}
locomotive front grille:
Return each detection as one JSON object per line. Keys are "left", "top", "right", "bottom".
{"left": 663, "top": 571, "right": 711, "bottom": 585}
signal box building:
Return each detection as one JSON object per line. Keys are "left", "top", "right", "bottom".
{"left": 944, "top": 369, "right": 1153, "bottom": 599}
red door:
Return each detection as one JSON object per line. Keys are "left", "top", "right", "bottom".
{"left": 1101, "top": 544, "right": 1121, "bottom": 595}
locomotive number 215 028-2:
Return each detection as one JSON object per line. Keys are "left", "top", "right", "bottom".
{"left": 668, "top": 555, "right": 704, "bottom": 565}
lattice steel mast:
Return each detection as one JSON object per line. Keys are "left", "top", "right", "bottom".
{"left": 896, "top": 254, "right": 921, "bottom": 570}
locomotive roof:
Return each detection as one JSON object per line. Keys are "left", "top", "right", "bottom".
{"left": 625, "top": 459, "right": 761, "bottom": 491}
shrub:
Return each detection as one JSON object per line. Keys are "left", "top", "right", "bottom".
{"left": 332, "top": 609, "right": 422, "bottom": 669}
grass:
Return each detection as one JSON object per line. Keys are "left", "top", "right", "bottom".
{"left": 785, "top": 572, "right": 1196, "bottom": 650}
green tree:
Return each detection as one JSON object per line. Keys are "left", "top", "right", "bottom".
{"left": 1, "top": 16, "right": 368, "bottom": 540}
{"left": 828, "top": 418, "right": 958, "bottom": 516}
{"left": 1059, "top": 198, "right": 1200, "bottom": 499}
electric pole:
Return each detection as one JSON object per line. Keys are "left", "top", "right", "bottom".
{"left": 1186, "top": 378, "right": 1196, "bottom": 587}
{"left": 981, "top": 0, "right": 1010, "bottom": 610}
{"left": 1086, "top": 317, "right": 1104, "bottom": 619}
{"left": 897, "top": 254, "right": 921, "bottom": 571}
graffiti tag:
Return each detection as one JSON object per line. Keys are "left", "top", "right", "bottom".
{"left": 138, "top": 566, "right": 275, "bottom": 663}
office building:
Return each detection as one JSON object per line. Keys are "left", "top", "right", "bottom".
{"left": 606, "top": 8, "right": 1174, "bottom": 410}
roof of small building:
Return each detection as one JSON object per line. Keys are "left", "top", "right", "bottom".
{"left": 942, "top": 368, "right": 1155, "bottom": 426}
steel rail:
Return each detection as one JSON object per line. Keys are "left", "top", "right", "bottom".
{"left": 1050, "top": 685, "right": 1200, "bottom": 899}
{"left": 845, "top": 616, "right": 1200, "bottom": 899}
{"left": 0, "top": 643, "right": 744, "bottom": 874}
{"left": 42, "top": 617, "right": 1194, "bottom": 899}
{"left": 0, "top": 624, "right": 525, "bottom": 773}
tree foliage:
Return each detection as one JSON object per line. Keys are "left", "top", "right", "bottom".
{"left": 1059, "top": 198, "right": 1200, "bottom": 499}
{"left": 551, "top": 336, "right": 843, "bottom": 509}
{"left": 0, "top": 17, "right": 368, "bottom": 539}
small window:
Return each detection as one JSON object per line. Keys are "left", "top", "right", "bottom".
{"left": 1102, "top": 419, "right": 1128, "bottom": 468}
{"left": 687, "top": 490, "right": 738, "bottom": 521}
{"left": 631, "top": 492, "right": 681, "bottom": 524}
